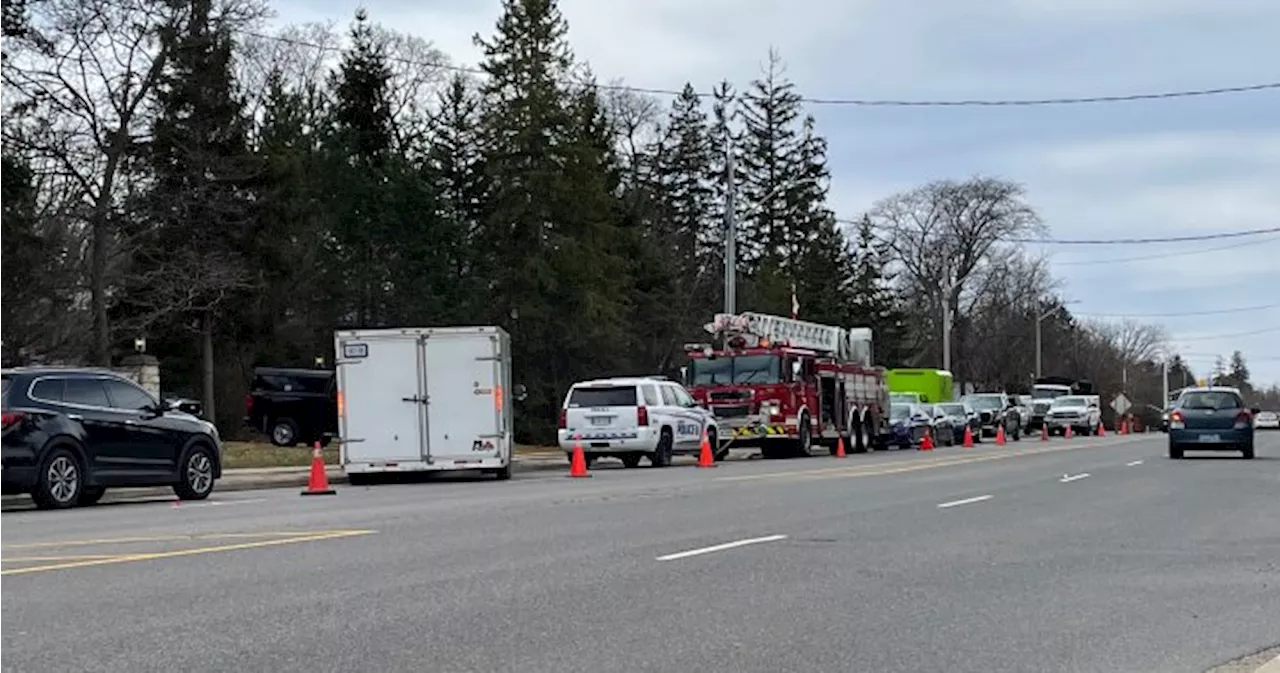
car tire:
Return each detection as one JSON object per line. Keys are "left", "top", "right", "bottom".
{"left": 78, "top": 486, "right": 107, "bottom": 506}
{"left": 269, "top": 418, "right": 299, "bottom": 447}
{"left": 1168, "top": 444, "right": 1184, "bottom": 459}
{"left": 174, "top": 444, "right": 217, "bottom": 501}
{"left": 1242, "top": 444, "right": 1255, "bottom": 460}
{"left": 650, "top": 430, "right": 673, "bottom": 467}
{"left": 493, "top": 463, "right": 513, "bottom": 480}
{"left": 32, "top": 446, "right": 83, "bottom": 510}
{"left": 621, "top": 454, "right": 642, "bottom": 468}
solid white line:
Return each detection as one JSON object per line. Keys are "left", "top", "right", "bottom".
{"left": 1125, "top": 460, "right": 1143, "bottom": 466}
{"left": 175, "top": 498, "right": 268, "bottom": 509}
{"left": 936, "top": 495, "right": 993, "bottom": 509}
{"left": 1059, "top": 473, "right": 1091, "bottom": 483}
{"left": 655, "top": 534, "right": 788, "bottom": 561}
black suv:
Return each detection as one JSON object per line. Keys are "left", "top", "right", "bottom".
{"left": 1, "top": 367, "right": 223, "bottom": 509}
{"left": 244, "top": 367, "right": 337, "bottom": 447}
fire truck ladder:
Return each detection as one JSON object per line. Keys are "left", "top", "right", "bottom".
{"left": 734, "top": 312, "right": 850, "bottom": 357}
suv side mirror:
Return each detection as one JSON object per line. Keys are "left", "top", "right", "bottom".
{"left": 512, "top": 384, "right": 528, "bottom": 402}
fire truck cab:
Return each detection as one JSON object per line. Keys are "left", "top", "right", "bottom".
{"left": 683, "top": 312, "right": 890, "bottom": 459}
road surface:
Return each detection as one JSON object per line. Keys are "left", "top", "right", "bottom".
{"left": 4, "top": 432, "right": 1278, "bottom": 673}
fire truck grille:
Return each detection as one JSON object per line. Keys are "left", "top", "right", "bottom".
{"left": 712, "top": 404, "right": 751, "bottom": 419}
{"left": 709, "top": 390, "right": 751, "bottom": 402}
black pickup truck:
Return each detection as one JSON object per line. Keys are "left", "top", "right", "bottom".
{"left": 244, "top": 367, "right": 338, "bottom": 447}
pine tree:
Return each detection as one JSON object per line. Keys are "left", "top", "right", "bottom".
{"left": 847, "top": 215, "right": 909, "bottom": 366}
{"left": 425, "top": 74, "right": 486, "bottom": 317}
{"left": 737, "top": 48, "right": 803, "bottom": 271}
{"left": 704, "top": 79, "right": 739, "bottom": 313}
{"left": 783, "top": 115, "right": 848, "bottom": 323}
{"left": 473, "top": 0, "right": 631, "bottom": 441}
{"left": 134, "top": 0, "right": 255, "bottom": 421}
{"left": 1224, "top": 350, "right": 1252, "bottom": 394}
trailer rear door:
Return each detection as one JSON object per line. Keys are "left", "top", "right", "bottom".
{"left": 338, "top": 334, "right": 426, "bottom": 464}
{"left": 424, "top": 332, "right": 505, "bottom": 464}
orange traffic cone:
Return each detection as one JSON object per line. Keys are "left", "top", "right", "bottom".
{"left": 920, "top": 429, "right": 934, "bottom": 451}
{"left": 696, "top": 429, "right": 717, "bottom": 468}
{"left": 1120, "top": 419, "right": 1128, "bottom": 435}
{"left": 568, "top": 440, "right": 591, "bottom": 478}
{"left": 995, "top": 425, "right": 1007, "bottom": 446}
{"left": 1097, "top": 423, "right": 1106, "bottom": 437}
{"left": 962, "top": 426, "right": 975, "bottom": 448}
{"left": 835, "top": 436, "right": 847, "bottom": 458}
{"left": 1041, "top": 424, "right": 1049, "bottom": 442}
{"left": 301, "top": 442, "right": 336, "bottom": 496}
{"left": 1065, "top": 425, "right": 1073, "bottom": 439}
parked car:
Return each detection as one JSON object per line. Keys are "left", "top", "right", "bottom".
{"left": 887, "top": 403, "right": 932, "bottom": 449}
{"left": 935, "top": 402, "right": 979, "bottom": 444}
{"left": 244, "top": 367, "right": 337, "bottom": 447}
{"left": 2, "top": 367, "right": 222, "bottom": 509}
{"left": 1254, "top": 410, "right": 1278, "bottom": 430}
{"left": 918, "top": 404, "right": 956, "bottom": 446}
{"left": 1167, "top": 387, "right": 1257, "bottom": 459}
{"left": 959, "top": 393, "right": 1023, "bottom": 440}
{"left": 557, "top": 376, "right": 722, "bottom": 467}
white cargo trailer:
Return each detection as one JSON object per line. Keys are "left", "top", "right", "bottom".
{"left": 334, "top": 326, "right": 519, "bottom": 484}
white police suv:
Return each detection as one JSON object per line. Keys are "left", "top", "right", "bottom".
{"left": 557, "top": 376, "right": 722, "bottom": 468}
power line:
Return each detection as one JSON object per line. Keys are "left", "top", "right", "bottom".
{"left": 1172, "top": 326, "right": 1280, "bottom": 341}
{"left": 1053, "top": 236, "right": 1277, "bottom": 266}
{"left": 1009, "top": 226, "right": 1280, "bottom": 245}
{"left": 1078, "top": 303, "right": 1280, "bottom": 318}
{"left": 244, "top": 30, "right": 1280, "bottom": 108}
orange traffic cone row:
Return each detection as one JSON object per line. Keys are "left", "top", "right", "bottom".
{"left": 920, "top": 429, "right": 934, "bottom": 451}
{"left": 1065, "top": 425, "right": 1073, "bottom": 439}
{"left": 301, "top": 442, "right": 336, "bottom": 496}
{"left": 962, "top": 426, "right": 975, "bottom": 448}
{"left": 995, "top": 425, "right": 1007, "bottom": 446}
{"left": 835, "top": 436, "right": 847, "bottom": 458}
{"left": 568, "top": 439, "right": 591, "bottom": 478}
{"left": 696, "top": 429, "right": 717, "bottom": 468}
{"left": 1041, "top": 424, "right": 1049, "bottom": 442}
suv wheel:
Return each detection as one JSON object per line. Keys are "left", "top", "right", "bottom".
{"left": 621, "top": 454, "right": 642, "bottom": 468}
{"left": 174, "top": 445, "right": 217, "bottom": 500}
{"left": 270, "top": 418, "right": 299, "bottom": 447}
{"left": 1242, "top": 443, "right": 1255, "bottom": 459}
{"left": 650, "top": 430, "right": 673, "bottom": 467}
{"left": 33, "top": 447, "right": 82, "bottom": 509}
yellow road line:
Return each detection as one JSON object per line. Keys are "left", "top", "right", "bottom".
{"left": 3, "top": 530, "right": 364, "bottom": 551}
{"left": 1, "top": 529, "right": 375, "bottom": 576}
{"left": 2, "top": 553, "right": 133, "bottom": 563}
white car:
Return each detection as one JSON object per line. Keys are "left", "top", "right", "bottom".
{"left": 1255, "top": 410, "right": 1279, "bottom": 429}
{"left": 557, "top": 377, "right": 722, "bottom": 468}
{"left": 1045, "top": 395, "right": 1103, "bottom": 435}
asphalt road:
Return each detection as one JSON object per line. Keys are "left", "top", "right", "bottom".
{"left": 3, "top": 431, "right": 1278, "bottom": 673}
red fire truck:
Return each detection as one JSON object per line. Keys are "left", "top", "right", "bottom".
{"left": 683, "top": 312, "right": 890, "bottom": 459}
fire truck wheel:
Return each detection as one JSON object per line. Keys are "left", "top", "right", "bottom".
{"left": 794, "top": 415, "right": 812, "bottom": 457}
{"left": 650, "top": 430, "right": 673, "bottom": 467}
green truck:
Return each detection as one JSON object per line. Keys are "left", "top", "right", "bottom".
{"left": 886, "top": 369, "right": 954, "bottom": 405}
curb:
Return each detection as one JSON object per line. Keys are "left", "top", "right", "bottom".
{"left": 1257, "top": 654, "right": 1280, "bottom": 673}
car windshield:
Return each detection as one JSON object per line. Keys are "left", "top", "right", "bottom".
{"left": 1052, "top": 396, "right": 1087, "bottom": 407}
{"left": 937, "top": 403, "right": 967, "bottom": 415}
{"left": 689, "top": 355, "right": 781, "bottom": 385}
{"left": 1178, "top": 391, "right": 1243, "bottom": 410}
{"left": 889, "top": 405, "right": 912, "bottom": 420}
{"left": 1032, "top": 388, "right": 1069, "bottom": 399}
{"left": 964, "top": 396, "right": 1002, "bottom": 410}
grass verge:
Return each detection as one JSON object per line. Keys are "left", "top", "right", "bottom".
{"left": 221, "top": 441, "right": 560, "bottom": 470}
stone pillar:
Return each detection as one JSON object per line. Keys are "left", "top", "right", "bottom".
{"left": 118, "top": 354, "right": 161, "bottom": 399}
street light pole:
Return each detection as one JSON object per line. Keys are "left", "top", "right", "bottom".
{"left": 1035, "top": 300, "right": 1080, "bottom": 379}
{"left": 723, "top": 136, "right": 736, "bottom": 316}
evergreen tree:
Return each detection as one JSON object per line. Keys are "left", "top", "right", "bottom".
{"left": 473, "top": 0, "right": 631, "bottom": 441}
{"left": 737, "top": 48, "right": 803, "bottom": 272}
{"left": 780, "top": 115, "right": 846, "bottom": 322}
{"left": 133, "top": 0, "right": 255, "bottom": 422}
{"left": 847, "top": 215, "right": 909, "bottom": 365}
{"left": 704, "top": 79, "right": 739, "bottom": 313}
{"left": 1224, "top": 350, "right": 1252, "bottom": 394}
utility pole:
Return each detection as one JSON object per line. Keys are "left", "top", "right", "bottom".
{"left": 1161, "top": 357, "right": 1170, "bottom": 406}
{"left": 1035, "top": 300, "right": 1080, "bottom": 379}
{"left": 942, "top": 292, "right": 952, "bottom": 372}
{"left": 722, "top": 136, "right": 737, "bottom": 316}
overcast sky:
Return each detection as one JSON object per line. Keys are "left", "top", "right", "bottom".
{"left": 272, "top": 0, "right": 1280, "bottom": 385}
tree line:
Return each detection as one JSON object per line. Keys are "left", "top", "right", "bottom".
{"left": 3, "top": 0, "right": 1269, "bottom": 442}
